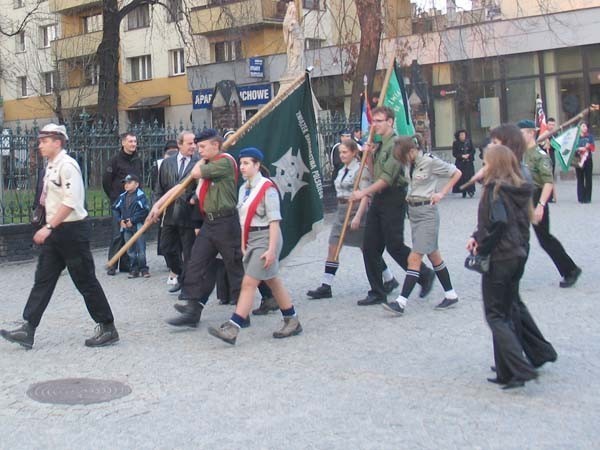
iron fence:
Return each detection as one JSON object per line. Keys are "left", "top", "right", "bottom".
{"left": 0, "top": 113, "right": 359, "bottom": 225}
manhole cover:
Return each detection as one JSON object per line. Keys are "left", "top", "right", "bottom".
{"left": 27, "top": 378, "right": 132, "bottom": 405}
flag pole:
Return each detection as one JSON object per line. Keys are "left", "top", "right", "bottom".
{"left": 536, "top": 104, "right": 599, "bottom": 143}
{"left": 107, "top": 71, "right": 311, "bottom": 269}
{"left": 333, "top": 61, "right": 395, "bottom": 262}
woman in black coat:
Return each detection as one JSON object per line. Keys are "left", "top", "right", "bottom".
{"left": 452, "top": 129, "right": 476, "bottom": 197}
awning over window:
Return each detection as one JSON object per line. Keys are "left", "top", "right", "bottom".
{"left": 128, "top": 95, "right": 170, "bottom": 109}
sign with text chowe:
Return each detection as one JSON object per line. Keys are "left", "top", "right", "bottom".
{"left": 249, "top": 57, "right": 264, "bottom": 78}
{"left": 192, "top": 89, "right": 213, "bottom": 109}
{"left": 238, "top": 84, "right": 272, "bottom": 106}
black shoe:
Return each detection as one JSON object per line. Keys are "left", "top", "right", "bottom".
{"left": 559, "top": 267, "right": 582, "bottom": 288}
{"left": 419, "top": 268, "right": 435, "bottom": 298}
{"left": 85, "top": 323, "right": 119, "bottom": 347}
{"left": 532, "top": 354, "right": 557, "bottom": 369}
{"left": 502, "top": 378, "right": 526, "bottom": 390}
{"left": 357, "top": 294, "right": 385, "bottom": 306}
{"left": 382, "top": 301, "right": 404, "bottom": 315}
{"left": 173, "top": 300, "right": 202, "bottom": 315}
{"left": 107, "top": 268, "right": 117, "bottom": 276}
{"left": 252, "top": 297, "right": 279, "bottom": 315}
{"left": 383, "top": 278, "right": 400, "bottom": 294}
{"left": 0, "top": 322, "right": 35, "bottom": 349}
{"left": 167, "top": 304, "right": 203, "bottom": 328}
{"left": 128, "top": 271, "right": 140, "bottom": 279}
{"left": 435, "top": 297, "right": 458, "bottom": 310}
{"left": 487, "top": 377, "right": 507, "bottom": 385}
{"left": 168, "top": 282, "right": 181, "bottom": 294}
{"left": 307, "top": 284, "right": 332, "bottom": 299}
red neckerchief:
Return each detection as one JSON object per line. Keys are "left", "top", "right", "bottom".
{"left": 242, "top": 179, "right": 274, "bottom": 249}
{"left": 197, "top": 153, "right": 238, "bottom": 215}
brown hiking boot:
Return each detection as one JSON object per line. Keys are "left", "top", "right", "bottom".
{"left": 252, "top": 296, "right": 279, "bottom": 315}
{"left": 208, "top": 321, "right": 239, "bottom": 345}
{"left": 84, "top": 322, "right": 119, "bottom": 347}
{"left": 273, "top": 316, "right": 302, "bottom": 339}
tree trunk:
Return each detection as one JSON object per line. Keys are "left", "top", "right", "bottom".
{"left": 97, "top": 0, "right": 122, "bottom": 122}
{"left": 349, "top": 0, "right": 383, "bottom": 118}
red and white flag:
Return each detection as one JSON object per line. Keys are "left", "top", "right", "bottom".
{"left": 535, "top": 94, "right": 548, "bottom": 136}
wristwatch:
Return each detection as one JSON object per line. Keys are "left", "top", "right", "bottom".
{"left": 45, "top": 223, "right": 54, "bottom": 230}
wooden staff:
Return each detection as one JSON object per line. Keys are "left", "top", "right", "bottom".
{"left": 333, "top": 62, "right": 395, "bottom": 262}
{"left": 458, "top": 103, "right": 600, "bottom": 191}
{"left": 107, "top": 71, "right": 310, "bottom": 268}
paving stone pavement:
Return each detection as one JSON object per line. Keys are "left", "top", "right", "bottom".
{"left": 0, "top": 179, "right": 599, "bottom": 450}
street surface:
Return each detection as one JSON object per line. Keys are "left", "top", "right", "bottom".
{"left": 0, "top": 179, "right": 598, "bottom": 449}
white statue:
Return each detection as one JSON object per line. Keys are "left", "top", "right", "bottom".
{"left": 283, "top": 2, "right": 305, "bottom": 76}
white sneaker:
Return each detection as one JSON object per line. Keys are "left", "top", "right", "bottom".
{"left": 167, "top": 275, "right": 178, "bottom": 285}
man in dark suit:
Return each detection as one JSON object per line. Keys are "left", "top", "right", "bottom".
{"left": 154, "top": 130, "right": 199, "bottom": 293}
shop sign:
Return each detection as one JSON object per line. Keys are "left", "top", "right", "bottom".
{"left": 249, "top": 58, "right": 264, "bottom": 78}
{"left": 192, "top": 89, "right": 213, "bottom": 109}
{"left": 238, "top": 84, "right": 271, "bottom": 106}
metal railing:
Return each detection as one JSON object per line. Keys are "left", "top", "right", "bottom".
{"left": 0, "top": 113, "right": 357, "bottom": 225}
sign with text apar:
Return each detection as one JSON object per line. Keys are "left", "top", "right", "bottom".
{"left": 238, "top": 84, "right": 272, "bottom": 106}
{"left": 192, "top": 89, "right": 213, "bottom": 109}
{"left": 249, "top": 57, "right": 264, "bottom": 78}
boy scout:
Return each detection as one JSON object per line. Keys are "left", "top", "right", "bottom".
{"left": 518, "top": 119, "right": 581, "bottom": 287}
{"left": 148, "top": 129, "right": 244, "bottom": 327}
{"left": 0, "top": 124, "right": 119, "bottom": 349}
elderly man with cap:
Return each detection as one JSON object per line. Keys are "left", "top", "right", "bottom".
{"left": 0, "top": 124, "right": 119, "bottom": 349}
{"left": 148, "top": 129, "right": 244, "bottom": 327}
{"left": 519, "top": 119, "right": 581, "bottom": 287}
{"left": 153, "top": 130, "right": 199, "bottom": 293}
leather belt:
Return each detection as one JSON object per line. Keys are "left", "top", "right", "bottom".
{"left": 249, "top": 225, "right": 270, "bottom": 232}
{"left": 205, "top": 209, "right": 236, "bottom": 221}
{"left": 407, "top": 200, "right": 431, "bottom": 207}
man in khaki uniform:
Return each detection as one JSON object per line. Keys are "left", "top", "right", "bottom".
{"left": 0, "top": 124, "right": 118, "bottom": 349}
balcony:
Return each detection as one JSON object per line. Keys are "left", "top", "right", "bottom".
{"left": 49, "top": 0, "right": 101, "bottom": 13}
{"left": 190, "top": 0, "right": 287, "bottom": 35}
{"left": 52, "top": 31, "right": 102, "bottom": 61}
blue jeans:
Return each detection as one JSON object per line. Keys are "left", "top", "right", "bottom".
{"left": 123, "top": 223, "right": 148, "bottom": 273}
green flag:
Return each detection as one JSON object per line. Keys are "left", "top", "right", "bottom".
{"left": 384, "top": 61, "right": 415, "bottom": 136}
{"left": 230, "top": 75, "right": 324, "bottom": 260}
{"left": 551, "top": 124, "right": 581, "bottom": 171}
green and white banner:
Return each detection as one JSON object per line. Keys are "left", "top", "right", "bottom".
{"left": 551, "top": 125, "right": 581, "bottom": 171}
{"left": 230, "top": 75, "right": 324, "bottom": 260}
{"left": 383, "top": 61, "right": 415, "bottom": 137}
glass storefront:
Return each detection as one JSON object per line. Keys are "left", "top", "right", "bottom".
{"left": 428, "top": 44, "right": 600, "bottom": 150}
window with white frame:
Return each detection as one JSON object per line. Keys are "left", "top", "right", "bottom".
{"left": 166, "top": 0, "right": 183, "bottom": 22}
{"left": 127, "top": 4, "right": 150, "bottom": 30}
{"left": 15, "top": 31, "right": 25, "bottom": 53}
{"left": 170, "top": 49, "right": 185, "bottom": 75}
{"left": 44, "top": 72, "right": 56, "bottom": 94}
{"left": 83, "top": 14, "right": 102, "bottom": 33}
{"left": 40, "top": 24, "right": 57, "bottom": 48}
{"left": 214, "top": 40, "right": 242, "bottom": 63}
{"left": 304, "top": 38, "right": 323, "bottom": 51}
{"left": 129, "top": 55, "right": 152, "bottom": 81}
{"left": 84, "top": 63, "right": 100, "bottom": 85}
{"left": 17, "top": 77, "right": 29, "bottom": 97}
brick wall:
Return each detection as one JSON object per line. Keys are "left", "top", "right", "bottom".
{"left": 0, "top": 217, "right": 157, "bottom": 264}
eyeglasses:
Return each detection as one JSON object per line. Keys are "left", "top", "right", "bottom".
{"left": 372, "top": 119, "right": 388, "bottom": 123}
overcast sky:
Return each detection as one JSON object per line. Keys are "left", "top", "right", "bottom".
{"left": 413, "top": 0, "right": 473, "bottom": 11}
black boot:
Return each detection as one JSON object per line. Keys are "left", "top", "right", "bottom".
{"left": 0, "top": 322, "right": 35, "bottom": 349}
{"left": 167, "top": 302, "right": 203, "bottom": 328}
{"left": 306, "top": 284, "right": 332, "bottom": 299}
{"left": 85, "top": 322, "right": 119, "bottom": 347}
{"left": 252, "top": 297, "right": 279, "bottom": 315}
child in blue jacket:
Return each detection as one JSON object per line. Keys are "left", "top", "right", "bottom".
{"left": 113, "top": 174, "right": 150, "bottom": 278}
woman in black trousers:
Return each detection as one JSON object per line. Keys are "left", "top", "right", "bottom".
{"left": 575, "top": 122, "right": 595, "bottom": 203}
{"left": 466, "top": 144, "right": 538, "bottom": 389}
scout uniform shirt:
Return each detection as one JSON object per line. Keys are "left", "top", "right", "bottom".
{"left": 198, "top": 154, "right": 238, "bottom": 214}
{"left": 373, "top": 133, "right": 409, "bottom": 189}
{"left": 44, "top": 150, "right": 88, "bottom": 223}
{"left": 334, "top": 158, "right": 371, "bottom": 199}
{"left": 407, "top": 151, "right": 457, "bottom": 201}
{"left": 523, "top": 146, "right": 553, "bottom": 190}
